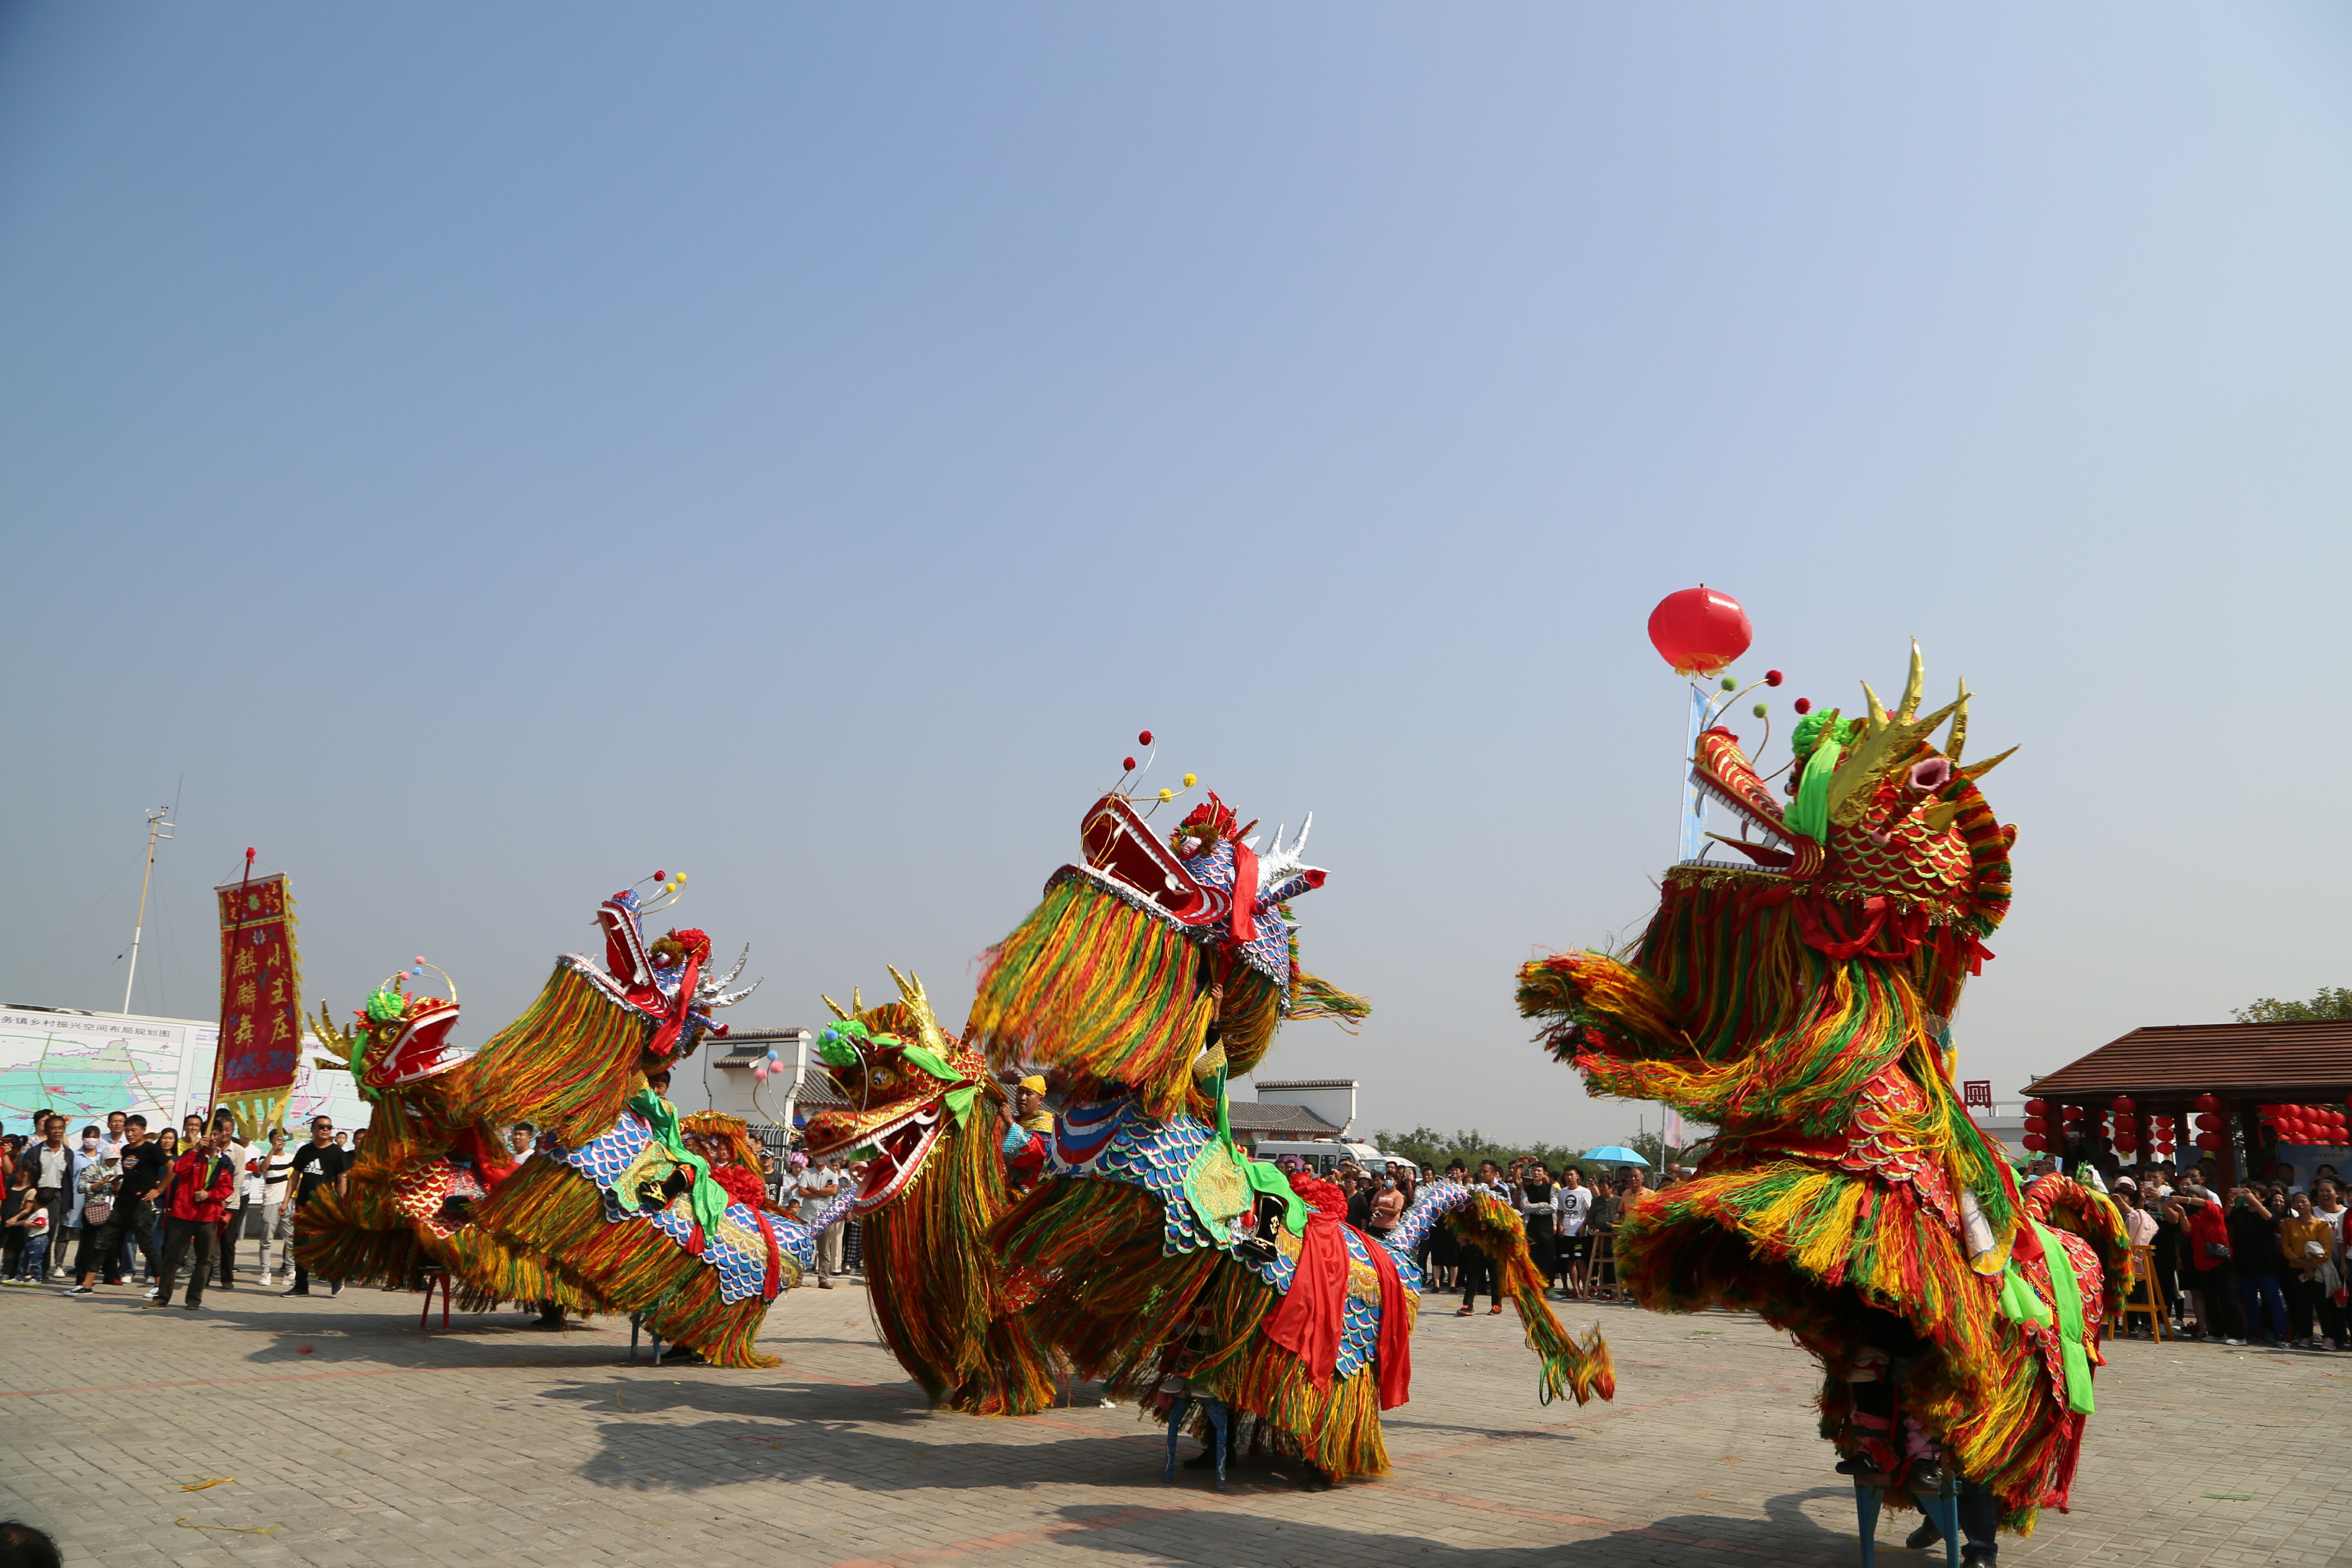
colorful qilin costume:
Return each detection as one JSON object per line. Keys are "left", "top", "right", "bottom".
{"left": 301, "top": 885, "right": 851, "bottom": 1366}
{"left": 1517, "top": 647, "right": 2126, "bottom": 1540}
{"left": 974, "top": 776, "right": 1613, "bottom": 1485}
{"left": 796, "top": 968, "right": 1057, "bottom": 1416}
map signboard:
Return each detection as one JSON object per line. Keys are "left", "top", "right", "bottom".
{"left": 0, "top": 1007, "right": 367, "bottom": 1133}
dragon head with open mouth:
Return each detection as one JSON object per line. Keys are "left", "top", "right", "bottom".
{"left": 1686, "top": 640, "right": 2014, "bottom": 930}
{"left": 802, "top": 967, "right": 995, "bottom": 1214}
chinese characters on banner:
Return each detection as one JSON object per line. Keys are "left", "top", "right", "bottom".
{"left": 211, "top": 872, "right": 303, "bottom": 1135}
{"left": 1963, "top": 1080, "right": 1993, "bottom": 1111}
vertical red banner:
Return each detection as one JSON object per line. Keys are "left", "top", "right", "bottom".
{"left": 212, "top": 872, "right": 303, "bottom": 1118}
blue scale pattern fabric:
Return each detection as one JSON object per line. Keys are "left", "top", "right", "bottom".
{"left": 1381, "top": 1180, "right": 1472, "bottom": 1258}
{"left": 547, "top": 1111, "right": 775, "bottom": 1305}
{"left": 1047, "top": 1097, "right": 1237, "bottom": 1255}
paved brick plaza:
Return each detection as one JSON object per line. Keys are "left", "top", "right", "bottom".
{"left": 4, "top": 1277, "right": 2346, "bottom": 1568}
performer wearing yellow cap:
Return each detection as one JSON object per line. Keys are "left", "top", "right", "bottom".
{"left": 1003, "top": 1076, "right": 1052, "bottom": 1187}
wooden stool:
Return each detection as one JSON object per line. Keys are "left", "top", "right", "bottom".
{"left": 2118, "top": 1246, "right": 2165, "bottom": 1341}
{"left": 416, "top": 1268, "right": 452, "bottom": 1332}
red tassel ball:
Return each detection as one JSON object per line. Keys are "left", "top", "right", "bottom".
{"left": 1123, "top": 757, "right": 1136, "bottom": 771}
{"left": 1138, "top": 730, "right": 1153, "bottom": 745}
{"left": 1793, "top": 697, "right": 1812, "bottom": 715}
{"left": 1764, "top": 670, "right": 1784, "bottom": 686}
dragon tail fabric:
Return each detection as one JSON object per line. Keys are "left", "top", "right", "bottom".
{"left": 1446, "top": 1191, "right": 1617, "bottom": 1405}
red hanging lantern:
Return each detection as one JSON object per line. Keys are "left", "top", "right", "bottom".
{"left": 2023, "top": 1098, "right": 2050, "bottom": 1117}
{"left": 2024, "top": 1115, "right": 2049, "bottom": 1136}
{"left": 2195, "top": 1131, "right": 2224, "bottom": 1151}
{"left": 2021, "top": 1132, "right": 2048, "bottom": 1153}
{"left": 2113, "top": 1130, "right": 2139, "bottom": 1152}
{"left": 2194, "top": 1112, "right": 2225, "bottom": 1133}
{"left": 2195, "top": 1093, "right": 2222, "bottom": 1113}
{"left": 1646, "top": 586, "right": 1753, "bottom": 678}
{"left": 2061, "top": 1105, "right": 2083, "bottom": 1123}
{"left": 2111, "top": 1095, "right": 2136, "bottom": 1115}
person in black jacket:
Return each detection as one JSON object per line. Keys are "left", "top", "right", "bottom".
{"left": 64, "top": 1116, "right": 165, "bottom": 1296}
{"left": 2227, "top": 1187, "right": 2288, "bottom": 1347}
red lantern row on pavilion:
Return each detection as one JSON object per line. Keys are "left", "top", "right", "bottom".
{"left": 2259, "top": 1102, "right": 2352, "bottom": 1146}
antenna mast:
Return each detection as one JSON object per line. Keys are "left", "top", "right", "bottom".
{"left": 121, "top": 805, "right": 175, "bottom": 1016}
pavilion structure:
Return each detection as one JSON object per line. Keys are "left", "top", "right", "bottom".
{"left": 2020, "top": 1020, "right": 2352, "bottom": 1190}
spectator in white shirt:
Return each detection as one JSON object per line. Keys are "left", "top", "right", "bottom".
{"left": 1553, "top": 1167, "right": 1597, "bottom": 1299}
{"left": 244, "top": 1128, "right": 295, "bottom": 1284}
{"left": 797, "top": 1158, "right": 843, "bottom": 1289}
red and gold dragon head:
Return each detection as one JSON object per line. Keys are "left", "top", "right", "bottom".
{"left": 802, "top": 967, "right": 998, "bottom": 1214}
{"left": 1685, "top": 641, "right": 2015, "bottom": 940}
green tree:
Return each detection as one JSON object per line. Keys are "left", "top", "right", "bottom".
{"left": 1367, "top": 1125, "right": 1586, "bottom": 1175}
{"left": 2233, "top": 987, "right": 2352, "bottom": 1023}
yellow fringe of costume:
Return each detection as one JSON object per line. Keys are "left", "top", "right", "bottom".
{"left": 968, "top": 878, "right": 1284, "bottom": 1121}
{"left": 458, "top": 960, "right": 654, "bottom": 1146}
{"left": 465, "top": 1154, "right": 779, "bottom": 1368}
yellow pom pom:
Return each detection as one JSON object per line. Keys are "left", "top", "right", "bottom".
{"left": 1182, "top": 773, "right": 1198, "bottom": 788}
{"left": 1158, "top": 788, "right": 1174, "bottom": 801}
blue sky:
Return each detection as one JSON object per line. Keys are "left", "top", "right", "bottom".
{"left": 4, "top": 4, "right": 2350, "bottom": 1143}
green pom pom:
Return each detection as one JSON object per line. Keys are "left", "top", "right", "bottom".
{"left": 1751, "top": 702, "right": 1768, "bottom": 718}
{"left": 364, "top": 987, "right": 406, "bottom": 1024}
{"left": 1791, "top": 710, "right": 1855, "bottom": 758}
{"left": 814, "top": 1019, "right": 871, "bottom": 1066}
{"left": 1719, "top": 674, "right": 1739, "bottom": 690}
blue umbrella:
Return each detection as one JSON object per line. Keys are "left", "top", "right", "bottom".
{"left": 1580, "top": 1145, "right": 1652, "bottom": 1167}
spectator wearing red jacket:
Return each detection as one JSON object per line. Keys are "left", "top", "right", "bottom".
{"left": 151, "top": 1130, "right": 238, "bottom": 1311}
{"left": 2174, "top": 1194, "right": 2247, "bottom": 1344}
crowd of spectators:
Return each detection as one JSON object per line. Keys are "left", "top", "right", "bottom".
{"left": 1317, "top": 1153, "right": 1690, "bottom": 1311}
{"left": 2092, "top": 1156, "right": 2348, "bottom": 1350}
{"left": 1, "top": 1104, "right": 321, "bottom": 1305}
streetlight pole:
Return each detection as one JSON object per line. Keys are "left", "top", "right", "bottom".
{"left": 120, "top": 806, "right": 174, "bottom": 1016}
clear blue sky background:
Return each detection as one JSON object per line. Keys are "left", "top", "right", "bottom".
{"left": 4, "top": 4, "right": 2349, "bottom": 1143}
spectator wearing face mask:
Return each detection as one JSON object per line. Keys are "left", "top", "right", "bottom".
{"left": 66, "top": 1116, "right": 166, "bottom": 1296}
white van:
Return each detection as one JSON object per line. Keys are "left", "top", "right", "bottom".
{"left": 1249, "top": 1139, "right": 1409, "bottom": 1174}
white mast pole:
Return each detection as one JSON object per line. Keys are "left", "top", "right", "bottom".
{"left": 120, "top": 806, "right": 174, "bottom": 1016}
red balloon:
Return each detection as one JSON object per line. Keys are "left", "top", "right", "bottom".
{"left": 1647, "top": 587, "right": 1753, "bottom": 677}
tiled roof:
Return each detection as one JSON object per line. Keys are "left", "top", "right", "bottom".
{"left": 2025, "top": 1021, "right": 2352, "bottom": 1102}
{"left": 1226, "top": 1101, "right": 1341, "bottom": 1134}
{"left": 1252, "top": 1078, "right": 1359, "bottom": 1091}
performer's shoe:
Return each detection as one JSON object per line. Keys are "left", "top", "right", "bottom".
{"left": 1960, "top": 1547, "right": 1997, "bottom": 1565}
{"left": 659, "top": 1345, "right": 705, "bottom": 1364}
{"left": 1301, "top": 1466, "right": 1334, "bottom": 1492}
{"left": 280, "top": 1287, "right": 309, "bottom": 1297}
{"left": 1908, "top": 1461, "right": 1946, "bottom": 1493}
{"left": 1181, "top": 1448, "right": 1219, "bottom": 1470}
{"left": 1904, "top": 1520, "right": 1943, "bottom": 1549}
